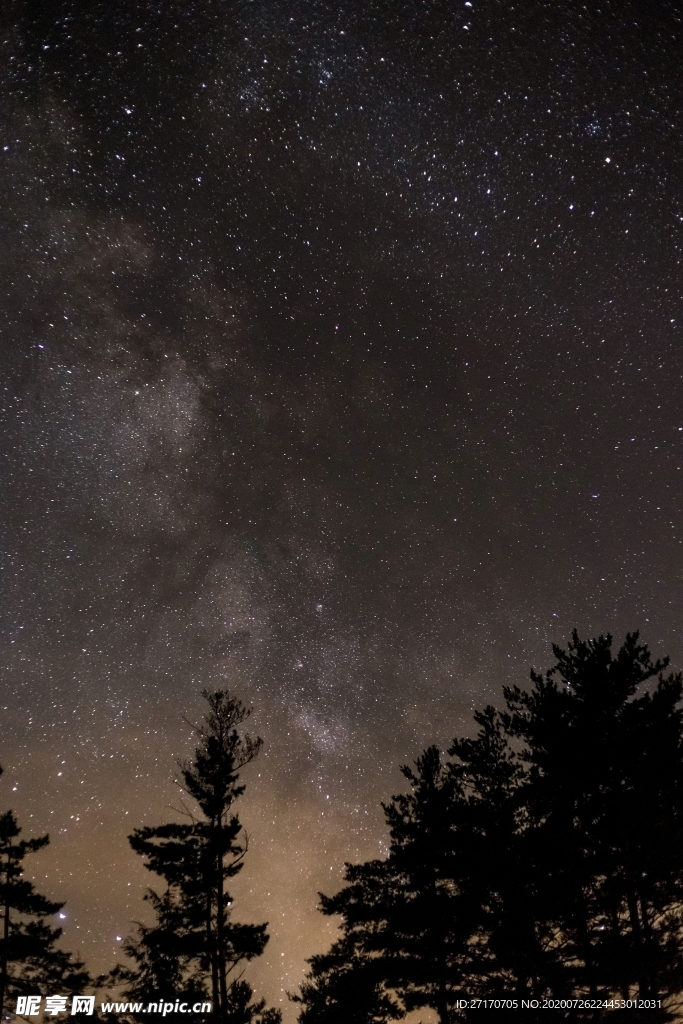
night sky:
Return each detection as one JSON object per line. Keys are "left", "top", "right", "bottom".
{"left": 1, "top": 0, "right": 683, "bottom": 1018}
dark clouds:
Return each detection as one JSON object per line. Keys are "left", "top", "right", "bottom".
{"left": 1, "top": 0, "right": 683, "bottom": 1017}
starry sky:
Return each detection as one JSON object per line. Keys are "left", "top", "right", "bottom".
{"left": 1, "top": 0, "right": 682, "bottom": 1018}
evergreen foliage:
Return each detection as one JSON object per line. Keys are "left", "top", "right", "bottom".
{"left": 295, "top": 632, "right": 683, "bottom": 1022}
{"left": 0, "top": 766, "right": 91, "bottom": 1020}
{"left": 121, "top": 692, "right": 281, "bottom": 1024}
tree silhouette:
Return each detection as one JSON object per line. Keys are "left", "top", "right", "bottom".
{"left": 0, "top": 766, "right": 91, "bottom": 1020}
{"left": 294, "top": 748, "right": 477, "bottom": 1023}
{"left": 296, "top": 633, "right": 683, "bottom": 1022}
{"left": 502, "top": 631, "right": 683, "bottom": 1008}
{"left": 292, "top": 928, "right": 402, "bottom": 1024}
{"left": 375, "top": 747, "right": 475, "bottom": 1017}
{"left": 446, "top": 705, "right": 557, "bottom": 1002}
{"left": 122, "top": 692, "right": 281, "bottom": 1024}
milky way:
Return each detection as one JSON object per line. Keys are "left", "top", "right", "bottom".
{"left": 1, "top": 1, "right": 682, "bottom": 1017}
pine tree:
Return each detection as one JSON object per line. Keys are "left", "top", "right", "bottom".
{"left": 0, "top": 767, "right": 91, "bottom": 1020}
{"left": 447, "top": 706, "right": 555, "bottom": 1001}
{"left": 504, "top": 631, "right": 683, "bottom": 1008}
{"left": 378, "top": 747, "right": 473, "bottom": 1019}
{"left": 295, "top": 748, "right": 478, "bottom": 1024}
{"left": 292, "top": 928, "right": 403, "bottom": 1024}
{"left": 124, "top": 691, "right": 281, "bottom": 1024}
{"left": 296, "top": 632, "right": 683, "bottom": 1022}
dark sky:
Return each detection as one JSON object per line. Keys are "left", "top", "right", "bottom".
{"left": 1, "top": 0, "right": 682, "bottom": 1017}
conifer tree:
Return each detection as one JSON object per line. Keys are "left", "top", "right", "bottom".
{"left": 375, "top": 747, "right": 473, "bottom": 1017}
{"left": 296, "top": 632, "right": 683, "bottom": 1022}
{"left": 0, "top": 767, "right": 91, "bottom": 1020}
{"left": 124, "top": 692, "right": 281, "bottom": 1024}
{"left": 503, "top": 631, "right": 683, "bottom": 1006}
{"left": 292, "top": 928, "right": 402, "bottom": 1024}
{"left": 446, "top": 706, "right": 554, "bottom": 1001}
{"left": 295, "top": 748, "right": 475, "bottom": 1024}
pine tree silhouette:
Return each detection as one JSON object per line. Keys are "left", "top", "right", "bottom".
{"left": 121, "top": 692, "right": 281, "bottom": 1024}
{"left": 295, "top": 633, "right": 683, "bottom": 1023}
{"left": 0, "top": 766, "right": 91, "bottom": 1020}
{"left": 503, "top": 631, "right": 683, "bottom": 1011}
{"left": 295, "top": 748, "right": 474, "bottom": 1023}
